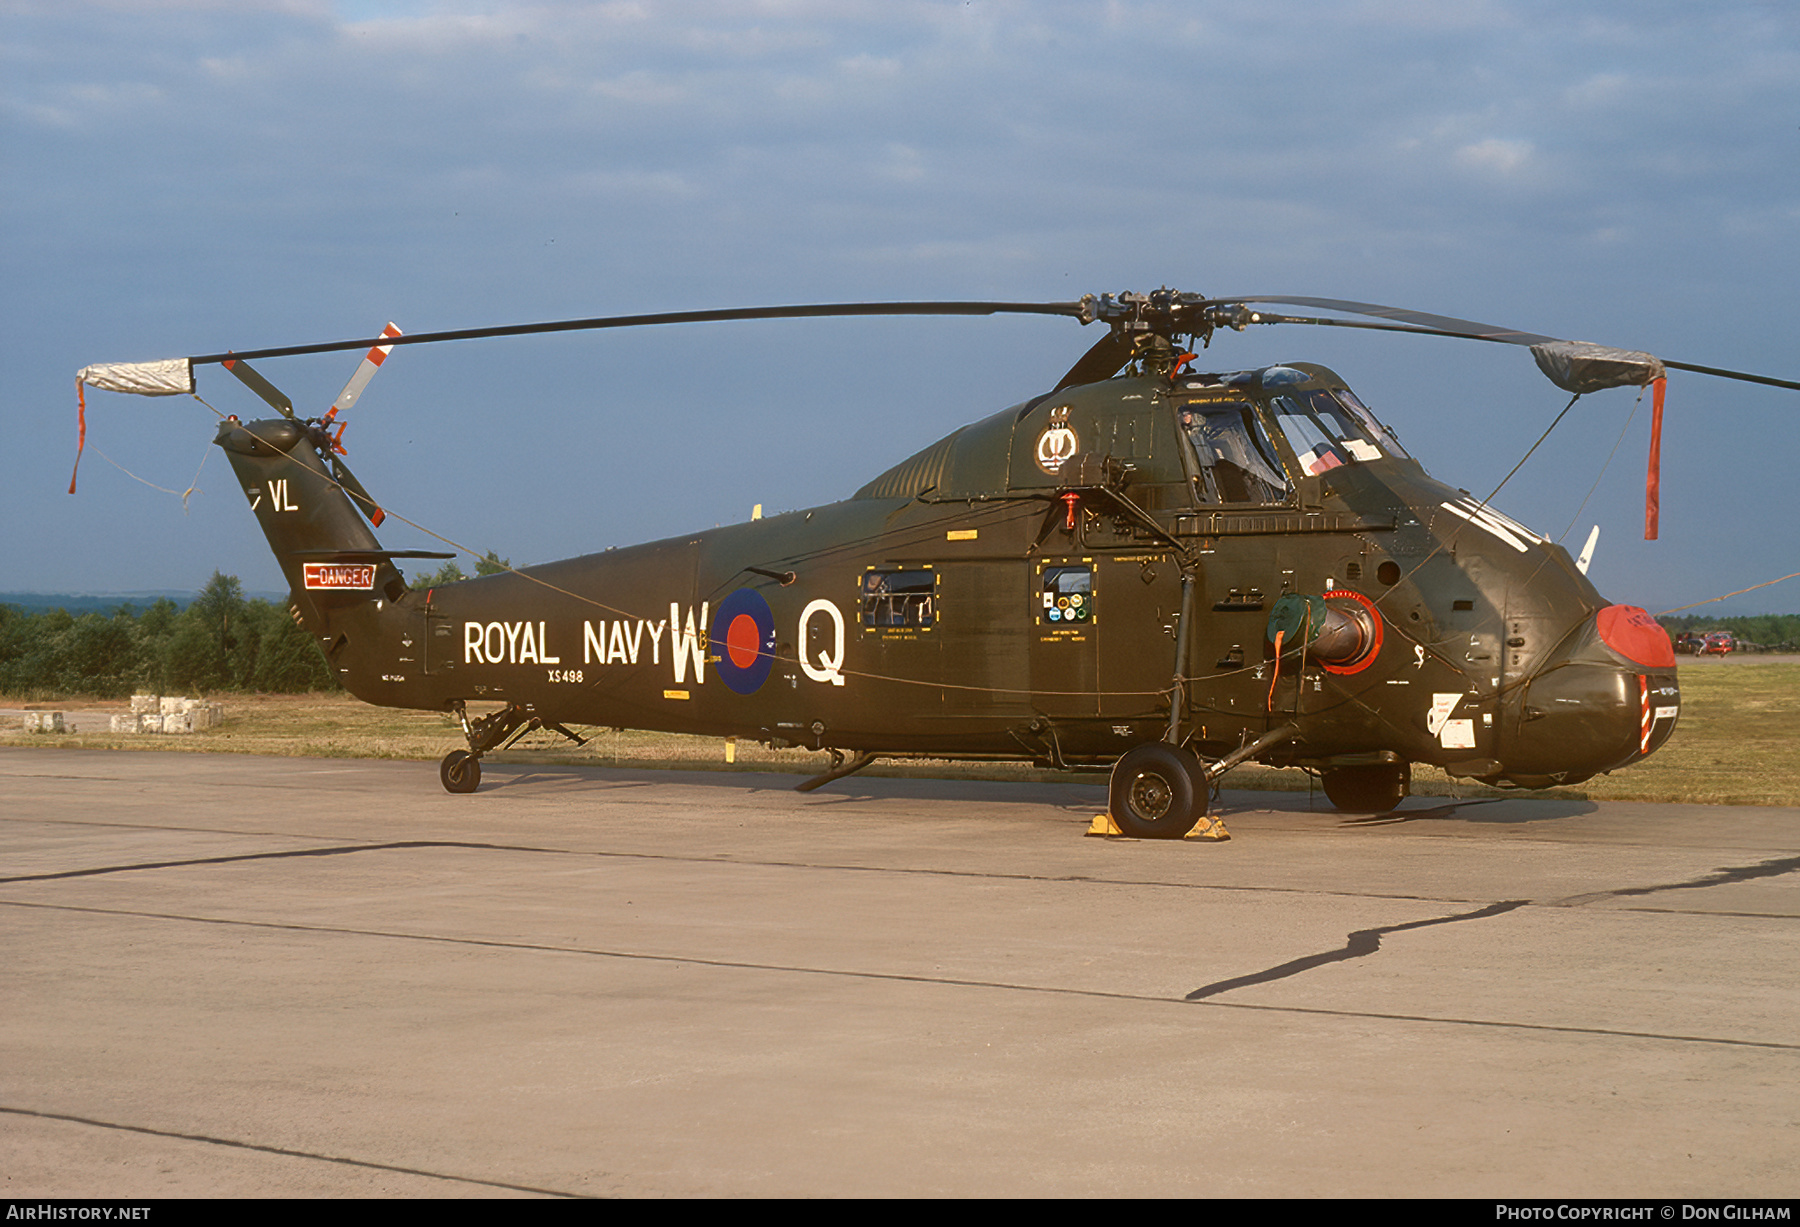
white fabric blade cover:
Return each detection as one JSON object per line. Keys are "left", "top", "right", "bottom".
{"left": 76, "top": 358, "right": 195, "bottom": 396}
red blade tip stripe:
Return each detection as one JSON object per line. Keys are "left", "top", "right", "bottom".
{"left": 365, "top": 322, "right": 402, "bottom": 367}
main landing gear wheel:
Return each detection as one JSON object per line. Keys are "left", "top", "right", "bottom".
{"left": 1321, "top": 762, "right": 1410, "bottom": 812}
{"left": 440, "top": 750, "right": 481, "bottom": 794}
{"left": 1108, "top": 742, "right": 1206, "bottom": 838}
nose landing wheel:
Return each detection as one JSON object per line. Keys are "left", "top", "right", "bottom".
{"left": 1108, "top": 742, "right": 1206, "bottom": 838}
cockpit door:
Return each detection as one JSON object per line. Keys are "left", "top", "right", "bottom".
{"left": 1175, "top": 398, "right": 1291, "bottom": 506}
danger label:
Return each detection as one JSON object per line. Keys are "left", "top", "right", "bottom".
{"left": 303, "top": 563, "right": 377, "bottom": 590}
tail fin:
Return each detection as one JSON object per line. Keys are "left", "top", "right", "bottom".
{"left": 215, "top": 417, "right": 406, "bottom": 630}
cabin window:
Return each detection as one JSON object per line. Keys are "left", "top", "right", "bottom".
{"left": 1177, "top": 402, "right": 1289, "bottom": 505}
{"left": 1038, "top": 564, "right": 1094, "bottom": 625}
{"left": 861, "top": 568, "right": 936, "bottom": 628}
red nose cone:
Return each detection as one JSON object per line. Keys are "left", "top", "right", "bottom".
{"left": 1596, "top": 604, "right": 1676, "bottom": 668}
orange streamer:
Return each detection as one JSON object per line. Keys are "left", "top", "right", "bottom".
{"left": 1644, "top": 375, "right": 1665, "bottom": 540}
{"left": 69, "top": 379, "right": 87, "bottom": 494}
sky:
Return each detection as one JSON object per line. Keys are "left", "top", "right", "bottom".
{"left": 2, "top": 0, "right": 1795, "bottom": 616}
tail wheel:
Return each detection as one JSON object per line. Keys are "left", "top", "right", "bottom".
{"left": 1109, "top": 742, "right": 1206, "bottom": 838}
{"left": 440, "top": 749, "right": 481, "bottom": 794}
{"left": 1321, "top": 762, "right": 1409, "bottom": 812}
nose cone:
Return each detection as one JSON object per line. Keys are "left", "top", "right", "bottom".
{"left": 1498, "top": 605, "right": 1679, "bottom": 787}
{"left": 1594, "top": 604, "right": 1678, "bottom": 671}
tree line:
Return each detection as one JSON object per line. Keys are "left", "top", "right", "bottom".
{"left": 1658, "top": 613, "right": 1800, "bottom": 651}
{"left": 1, "top": 554, "right": 512, "bottom": 700}
{"left": 0, "top": 572, "right": 332, "bottom": 698}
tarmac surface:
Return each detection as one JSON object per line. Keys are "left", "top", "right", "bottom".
{"left": 3, "top": 747, "right": 1796, "bottom": 1198}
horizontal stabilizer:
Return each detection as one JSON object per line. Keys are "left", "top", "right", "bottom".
{"left": 288, "top": 549, "right": 456, "bottom": 560}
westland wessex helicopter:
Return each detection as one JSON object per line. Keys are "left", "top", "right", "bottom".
{"left": 73, "top": 292, "right": 1798, "bottom": 836}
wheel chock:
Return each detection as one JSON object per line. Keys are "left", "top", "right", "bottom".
{"left": 1184, "top": 815, "right": 1231, "bottom": 841}
{"left": 1086, "top": 812, "right": 1230, "bottom": 840}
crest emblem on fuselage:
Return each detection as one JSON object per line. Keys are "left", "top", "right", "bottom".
{"left": 1035, "top": 404, "right": 1077, "bottom": 474}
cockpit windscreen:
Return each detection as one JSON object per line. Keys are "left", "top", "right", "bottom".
{"left": 1271, "top": 388, "right": 1407, "bottom": 475}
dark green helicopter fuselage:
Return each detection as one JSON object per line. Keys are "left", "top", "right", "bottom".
{"left": 218, "top": 361, "right": 1678, "bottom": 793}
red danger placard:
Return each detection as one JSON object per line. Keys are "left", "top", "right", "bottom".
{"left": 303, "top": 563, "right": 377, "bottom": 590}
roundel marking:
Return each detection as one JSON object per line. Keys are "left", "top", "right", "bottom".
{"left": 713, "top": 588, "right": 778, "bottom": 695}
{"left": 726, "top": 614, "right": 761, "bottom": 669}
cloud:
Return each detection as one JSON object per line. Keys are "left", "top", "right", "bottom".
{"left": 337, "top": 11, "right": 528, "bottom": 50}
{"left": 1343, "top": 0, "right": 1514, "bottom": 30}
{"left": 569, "top": 167, "right": 702, "bottom": 201}
{"left": 1561, "top": 71, "right": 1635, "bottom": 110}
{"left": 4, "top": 0, "right": 326, "bottom": 11}
{"left": 1454, "top": 137, "right": 1535, "bottom": 177}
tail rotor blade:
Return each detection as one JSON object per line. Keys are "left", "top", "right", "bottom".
{"left": 221, "top": 357, "right": 294, "bottom": 418}
{"left": 330, "top": 454, "right": 386, "bottom": 529}
{"left": 325, "top": 322, "right": 402, "bottom": 425}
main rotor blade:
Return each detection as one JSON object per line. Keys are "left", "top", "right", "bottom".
{"left": 143, "top": 291, "right": 1800, "bottom": 395}
{"left": 1209, "top": 296, "right": 1562, "bottom": 346}
{"left": 186, "top": 301, "right": 1089, "bottom": 366}
{"left": 1050, "top": 294, "right": 1564, "bottom": 392}
{"left": 1053, "top": 331, "right": 1134, "bottom": 392}
{"left": 1209, "top": 295, "right": 1800, "bottom": 391}
{"left": 1656, "top": 358, "right": 1800, "bottom": 392}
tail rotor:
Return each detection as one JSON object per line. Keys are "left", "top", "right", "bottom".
{"left": 220, "top": 323, "right": 402, "bottom": 530}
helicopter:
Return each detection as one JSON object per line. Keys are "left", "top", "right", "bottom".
{"left": 72, "top": 291, "right": 1798, "bottom": 837}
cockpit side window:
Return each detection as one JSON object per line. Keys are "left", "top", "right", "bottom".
{"left": 1177, "top": 401, "right": 1290, "bottom": 505}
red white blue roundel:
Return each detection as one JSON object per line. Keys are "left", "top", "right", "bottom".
{"left": 712, "top": 588, "right": 778, "bottom": 695}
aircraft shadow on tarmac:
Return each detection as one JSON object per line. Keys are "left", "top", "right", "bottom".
{"left": 470, "top": 760, "right": 1604, "bottom": 827}
{"left": 474, "top": 760, "right": 1111, "bottom": 813}
{"left": 1328, "top": 796, "right": 1600, "bottom": 827}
